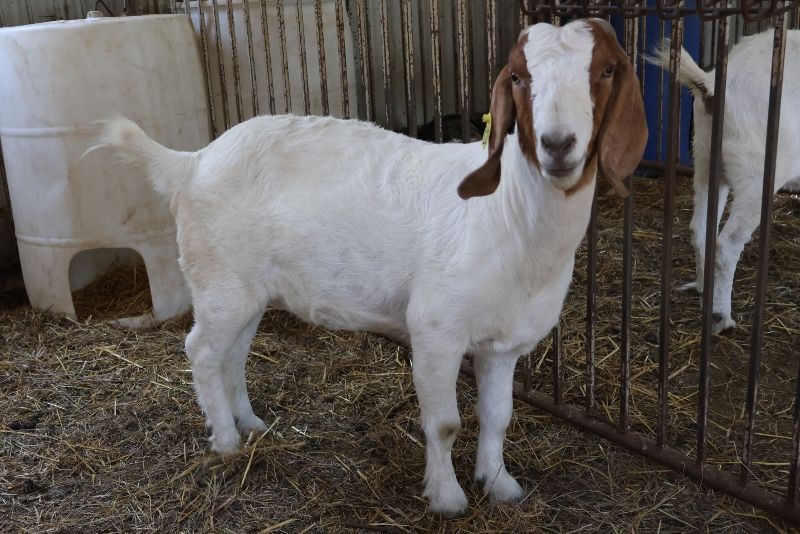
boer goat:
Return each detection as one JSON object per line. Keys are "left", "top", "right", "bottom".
{"left": 98, "top": 19, "right": 647, "bottom": 516}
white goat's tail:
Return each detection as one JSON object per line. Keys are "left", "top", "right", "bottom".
{"left": 95, "top": 116, "right": 196, "bottom": 199}
{"left": 645, "top": 39, "right": 715, "bottom": 113}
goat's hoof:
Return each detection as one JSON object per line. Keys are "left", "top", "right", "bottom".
{"left": 236, "top": 413, "right": 268, "bottom": 436}
{"left": 210, "top": 429, "right": 241, "bottom": 456}
{"left": 711, "top": 313, "right": 735, "bottom": 335}
{"left": 424, "top": 480, "right": 468, "bottom": 518}
{"left": 487, "top": 476, "right": 524, "bottom": 504}
{"left": 678, "top": 281, "right": 702, "bottom": 295}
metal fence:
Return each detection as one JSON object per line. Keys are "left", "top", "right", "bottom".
{"left": 2, "top": 0, "right": 800, "bottom": 523}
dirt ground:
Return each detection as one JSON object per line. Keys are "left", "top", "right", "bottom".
{"left": 1, "top": 175, "right": 798, "bottom": 532}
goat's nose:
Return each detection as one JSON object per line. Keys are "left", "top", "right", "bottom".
{"left": 541, "top": 133, "right": 576, "bottom": 157}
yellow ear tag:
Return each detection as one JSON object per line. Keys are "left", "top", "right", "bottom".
{"left": 481, "top": 113, "right": 491, "bottom": 149}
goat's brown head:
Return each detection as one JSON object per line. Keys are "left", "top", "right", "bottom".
{"left": 458, "top": 19, "right": 648, "bottom": 199}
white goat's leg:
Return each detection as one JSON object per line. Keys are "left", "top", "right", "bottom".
{"left": 712, "top": 191, "right": 761, "bottom": 334}
{"left": 186, "top": 306, "right": 263, "bottom": 456}
{"left": 223, "top": 315, "right": 267, "bottom": 437}
{"left": 473, "top": 352, "right": 524, "bottom": 504}
{"left": 682, "top": 177, "right": 729, "bottom": 294}
{"left": 412, "top": 335, "right": 468, "bottom": 517}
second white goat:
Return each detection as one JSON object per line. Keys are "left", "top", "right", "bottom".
{"left": 649, "top": 29, "right": 800, "bottom": 333}
{"left": 98, "top": 19, "right": 647, "bottom": 516}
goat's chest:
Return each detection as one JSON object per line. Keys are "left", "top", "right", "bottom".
{"left": 464, "top": 261, "right": 574, "bottom": 357}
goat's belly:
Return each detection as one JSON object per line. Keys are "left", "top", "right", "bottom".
{"left": 269, "top": 282, "right": 409, "bottom": 342}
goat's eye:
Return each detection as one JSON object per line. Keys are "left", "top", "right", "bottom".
{"left": 603, "top": 64, "right": 615, "bottom": 78}
{"left": 511, "top": 72, "right": 520, "bottom": 83}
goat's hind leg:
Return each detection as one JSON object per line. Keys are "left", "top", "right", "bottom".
{"left": 224, "top": 315, "right": 268, "bottom": 438}
{"left": 681, "top": 173, "right": 729, "bottom": 294}
{"left": 186, "top": 295, "right": 265, "bottom": 456}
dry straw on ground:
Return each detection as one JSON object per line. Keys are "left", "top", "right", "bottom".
{"left": 1, "top": 175, "right": 798, "bottom": 532}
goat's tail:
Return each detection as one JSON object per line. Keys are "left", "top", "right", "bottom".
{"left": 93, "top": 116, "right": 197, "bottom": 199}
{"left": 645, "top": 40, "right": 715, "bottom": 112}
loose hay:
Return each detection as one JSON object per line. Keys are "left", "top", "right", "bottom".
{"left": 1, "top": 175, "right": 797, "bottom": 532}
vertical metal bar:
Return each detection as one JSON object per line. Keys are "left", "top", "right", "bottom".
{"left": 586, "top": 189, "right": 598, "bottom": 416}
{"left": 223, "top": 0, "right": 243, "bottom": 125}
{"left": 276, "top": 0, "right": 292, "bottom": 113}
{"left": 698, "top": 14, "right": 729, "bottom": 465}
{"left": 656, "top": 19, "right": 665, "bottom": 161}
{"left": 379, "top": 0, "right": 392, "bottom": 127}
{"left": 429, "top": 0, "right": 443, "bottom": 142}
{"left": 553, "top": 322, "right": 562, "bottom": 405}
{"left": 196, "top": 0, "right": 219, "bottom": 137}
{"left": 355, "top": 0, "right": 374, "bottom": 122}
{"left": 789, "top": 357, "right": 800, "bottom": 505}
{"left": 259, "top": 0, "right": 277, "bottom": 115}
{"left": 523, "top": 355, "right": 532, "bottom": 393}
{"left": 741, "top": 13, "right": 788, "bottom": 485}
{"left": 486, "top": 0, "right": 497, "bottom": 100}
{"left": 242, "top": 0, "right": 260, "bottom": 117}
{"left": 401, "top": 0, "right": 416, "bottom": 137}
{"left": 25, "top": 0, "right": 34, "bottom": 24}
{"left": 296, "top": 0, "right": 311, "bottom": 115}
{"left": 457, "top": 0, "right": 471, "bottom": 142}
{"left": 620, "top": 17, "right": 637, "bottom": 433}
{"left": 417, "top": 0, "right": 428, "bottom": 125}
{"left": 334, "top": 0, "right": 349, "bottom": 118}
{"left": 313, "top": 0, "right": 329, "bottom": 116}
{"left": 80, "top": 0, "right": 87, "bottom": 17}
{"left": 211, "top": 0, "right": 231, "bottom": 130}
{"left": 658, "top": 19, "right": 684, "bottom": 449}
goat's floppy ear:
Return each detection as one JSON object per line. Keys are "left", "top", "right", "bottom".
{"left": 458, "top": 66, "right": 516, "bottom": 199}
{"left": 597, "top": 42, "right": 648, "bottom": 198}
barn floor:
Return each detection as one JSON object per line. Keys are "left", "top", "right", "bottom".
{"left": 1, "top": 175, "right": 798, "bottom": 533}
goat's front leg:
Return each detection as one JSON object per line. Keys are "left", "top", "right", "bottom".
{"left": 411, "top": 334, "right": 468, "bottom": 517}
{"left": 473, "top": 352, "right": 524, "bottom": 504}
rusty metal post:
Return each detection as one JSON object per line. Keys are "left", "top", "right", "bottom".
{"left": 429, "top": 0, "right": 443, "bottom": 142}
{"left": 741, "top": 11, "right": 788, "bottom": 485}
{"left": 658, "top": 19, "right": 684, "bottom": 449}
{"left": 313, "top": 0, "right": 329, "bottom": 116}
{"left": 225, "top": 0, "right": 244, "bottom": 124}
{"left": 697, "top": 12, "right": 730, "bottom": 466}
{"left": 456, "top": 0, "right": 471, "bottom": 142}
{"left": 379, "top": 0, "right": 392, "bottom": 127}
{"left": 296, "top": 0, "right": 311, "bottom": 115}
{"left": 242, "top": 0, "right": 260, "bottom": 117}
{"left": 401, "top": 0, "right": 416, "bottom": 137}
{"left": 553, "top": 321, "right": 562, "bottom": 405}
{"left": 276, "top": 0, "right": 292, "bottom": 113}
{"left": 586, "top": 187, "right": 597, "bottom": 416}
{"left": 259, "top": 0, "right": 277, "bottom": 115}
{"left": 334, "top": 0, "right": 349, "bottom": 118}
{"left": 620, "top": 15, "right": 638, "bottom": 433}
{"left": 210, "top": 0, "right": 231, "bottom": 130}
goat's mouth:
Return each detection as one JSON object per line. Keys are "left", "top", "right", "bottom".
{"left": 544, "top": 166, "right": 576, "bottom": 178}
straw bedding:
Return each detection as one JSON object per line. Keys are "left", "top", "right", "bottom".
{"left": 1, "top": 175, "right": 797, "bottom": 532}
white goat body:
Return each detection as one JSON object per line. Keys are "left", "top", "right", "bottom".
{"left": 649, "top": 29, "right": 800, "bottom": 333}
{"left": 100, "top": 19, "right": 647, "bottom": 516}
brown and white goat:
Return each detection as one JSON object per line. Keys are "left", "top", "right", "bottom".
{"left": 98, "top": 19, "right": 647, "bottom": 516}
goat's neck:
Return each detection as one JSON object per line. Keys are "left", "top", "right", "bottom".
{"left": 480, "top": 136, "right": 596, "bottom": 272}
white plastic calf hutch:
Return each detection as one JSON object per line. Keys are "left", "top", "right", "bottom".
{"left": 0, "top": 13, "right": 210, "bottom": 326}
